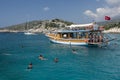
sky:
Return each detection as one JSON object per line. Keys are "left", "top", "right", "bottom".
{"left": 0, "top": 0, "right": 120, "bottom": 27}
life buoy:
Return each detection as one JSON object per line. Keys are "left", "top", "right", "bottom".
{"left": 63, "top": 34, "right": 67, "bottom": 38}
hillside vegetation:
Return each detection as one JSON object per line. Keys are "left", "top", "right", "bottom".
{"left": 2, "top": 19, "right": 73, "bottom": 31}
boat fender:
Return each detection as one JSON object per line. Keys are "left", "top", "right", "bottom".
{"left": 84, "top": 39, "right": 88, "bottom": 43}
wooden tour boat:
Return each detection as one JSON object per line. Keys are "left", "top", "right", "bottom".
{"left": 46, "top": 22, "right": 112, "bottom": 46}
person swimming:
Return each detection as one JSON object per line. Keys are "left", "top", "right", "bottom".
{"left": 39, "top": 54, "right": 47, "bottom": 60}
{"left": 39, "top": 55, "right": 44, "bottom": 60}
{"left": 54, "top": 58, "right": 58, "bottom": 63}
{"left": 27, "top": 62, "right": 32, "bottom": 69}
{"left": 72, "top": 49, "right": 78, "bottom": 54}
{"left": 72, "top": 49, "right": 76, "bottom": 52}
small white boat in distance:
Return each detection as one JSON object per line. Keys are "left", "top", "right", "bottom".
{"left": 24, "top": 31, "right": 36, "bottom": 35}
{"left": 24, "top": 20, "right": 36, "bottom": 35}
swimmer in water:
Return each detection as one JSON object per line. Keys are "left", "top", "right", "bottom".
{"left": 39, "top": 55, "right": 44, "bottom": 60}
{"left": 39, "top": 55, "right": 47, "bottom": 60}
{"left": 54, "top": 58, "right": 58, "bottom": 63}
{"left": 27, "top": 62, "right": 32, "bottom": 69}
{"left": 72, "top": 49, "right": 77, "bottom": 54}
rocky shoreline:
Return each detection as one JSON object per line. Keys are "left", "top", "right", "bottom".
{"left": 0, "top": 27, "right": 57, "bottom": 33}
{"left": 103, "top": 27, "right": 120, "bottom": 33}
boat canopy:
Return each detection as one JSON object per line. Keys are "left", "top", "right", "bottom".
{"left": 66, "top": 23, "right": 93, "bottom": 28}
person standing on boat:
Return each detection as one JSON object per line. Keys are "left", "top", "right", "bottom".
{"left": 99, "top": 34, "right": 103, "bottom": 42}
{"left": 88, "top": 33, "right": 93, "bottom": 43}
{"left": 93, "top": 22, "right": 98, "bottom": 30}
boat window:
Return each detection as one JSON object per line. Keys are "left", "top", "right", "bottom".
{"left": 70, "top": 33, "right": 73, "bottom": 38}
{"left": 79, "top": 32, "right": 86, "bottom": 38}
{"left": 73, "top": 33, "right": 77, "bottom": 38}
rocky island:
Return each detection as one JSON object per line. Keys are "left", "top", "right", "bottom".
{"left": 0, "top": 19, "right": 73, "bottom": 33}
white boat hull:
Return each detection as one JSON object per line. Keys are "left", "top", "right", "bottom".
{"left": 50, "top": 39, "right": 88, "bottom": 46}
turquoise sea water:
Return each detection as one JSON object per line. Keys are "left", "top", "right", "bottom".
{"left": 0, "top": 32, "right": 120, "bottom": 80}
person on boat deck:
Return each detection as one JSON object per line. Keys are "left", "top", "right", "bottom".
{"left": 54, "top": 58, "right": 58, "bottom": 63}
{"left": 99, "top": 35, "right": 103, "bottom": 42}
{"left": 88, "top": 35, "right": 92, "bottom": 42}
{"left": 88, "top": 33, "right": 94, "bottom": 43}
{"left": 93, "top": 34, "right": 96, "bottom": 43}
{"left": 95, "top": 35, "right": 99, "bottom": 43}
{"left": 27, "top": 62, "right": 32, "bottom": 69}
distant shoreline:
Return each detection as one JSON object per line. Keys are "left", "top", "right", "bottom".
{"left": 0, "top": 29, "right": 22, "bottom": 33}
{"left": 103, "top": 27, "right": 120, "bottom": 33}
{"left": 1, "top": 28, "right": 120, "bottom": 34}
{"left": 0, "top": 28, "right": 55, "bottom": 33}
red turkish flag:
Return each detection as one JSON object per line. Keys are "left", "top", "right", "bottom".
{"left": 105, "top": 16, "right": 111, "bottom": 20}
